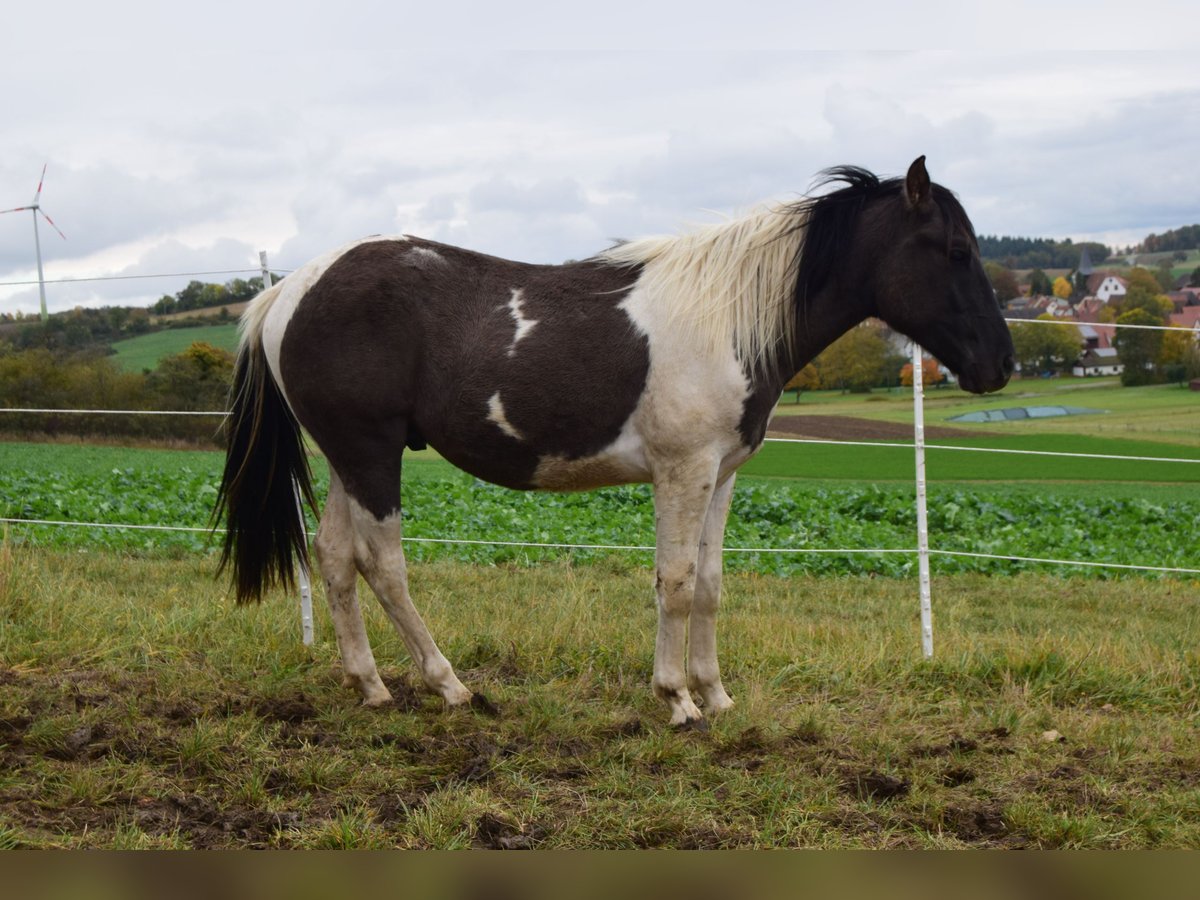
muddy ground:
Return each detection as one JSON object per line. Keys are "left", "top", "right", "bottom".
{"left": 3, "top": 661, "right": 1192, "bottom": 849}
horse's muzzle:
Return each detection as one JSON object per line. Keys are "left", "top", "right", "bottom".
{"left": 959, "top": 354, "right": 1014, "bottom": 394}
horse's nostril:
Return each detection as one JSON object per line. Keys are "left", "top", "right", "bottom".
{"left": 1002, "top": 354, "right": 1015, "bottom": 376}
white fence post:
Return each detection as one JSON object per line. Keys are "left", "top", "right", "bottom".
{"left": 259, "top": 251, "right": 273, "bottom": 290}
{"left": 292, "top": 479, "right": 315, "bottom": 647}
{"left": 262, "top": 249, "right": 314, "bottom": 648}
{"left": 911, "top": 342, "right": 933, "bottom": 659}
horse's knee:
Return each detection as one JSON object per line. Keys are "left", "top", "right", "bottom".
{"left": 655, "top": 561, "right": 698, "bottom": 614}
{"left": 354, "top": 541, "right": 407, "bottom": 586}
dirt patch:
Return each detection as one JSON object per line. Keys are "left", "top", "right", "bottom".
{"left": 133, "top": 794, "right": 300, "bottom": 848}
{"left": 473, "top": 812, "right": 546, "bottom": 849}
{"left": 253, "top": 694, "right": 319, "bottom": 725}
{"left": 633, "top": 822, "right": 753, "bottom": 849}
{"left": 768, "top": 414, "right": 983, "bottom": 441}
{"left": 599, "top": 717, "right": 646, "bottom": 739}
{"left": 843, "top": 770, "right": 912, "bottom": 802}
{"left": 943, "top": 802, "right": 1014, "bottom": 844}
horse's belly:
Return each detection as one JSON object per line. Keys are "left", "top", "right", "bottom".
{"left": 531, "top": 444, "right": 650, "bottom": 491}
{"left": 430, "top": 422, "right": 650, "bottom": 492}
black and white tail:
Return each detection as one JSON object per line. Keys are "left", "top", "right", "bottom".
{"left": 214, "top": 319, "right": 318, "bottom": 604}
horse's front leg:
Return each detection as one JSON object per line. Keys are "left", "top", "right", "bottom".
{"left": 688, "top": 473, "right": 736, "bottom": 714}
{"left": 651, "top": 458, "right": 719, "bottom": 727}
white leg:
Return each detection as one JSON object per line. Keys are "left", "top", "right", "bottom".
{"left": 314, "top": 473, "right": 392, "bottom": 706}
{"left": 347, "top": 498, "right": 473, "bottom": 707}
{"left": 651, "top": 457, "right": 719, "bottom": 726}
{"left": 688, "top": 474, "right": 736, "bottom": 714}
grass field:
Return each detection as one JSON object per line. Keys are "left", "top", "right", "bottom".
{"left": 110, "top": 324, "right": 240, "bottom": 372}
{"left": 1, "top": 550, "right": 1198, "bottom": 848}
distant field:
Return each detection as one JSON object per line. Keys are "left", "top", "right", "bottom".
{"left": 745, "top": 433, "right": 1200, "bottom": 484}
{"left": 777, "top": 379, "right": 1200, "bottom": 448}
{"left": 110, "top": 324, "right": 240, "bottom": 372}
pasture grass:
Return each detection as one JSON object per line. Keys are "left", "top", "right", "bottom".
{"left": 1, "top": 547, "right": 1198, "bottom": 848}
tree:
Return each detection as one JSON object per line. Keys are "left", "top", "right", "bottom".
{"left": 1028, "top": 268, "right": 1053, "bottom": 297}
{"left": 1118, "top": 268, "right": 1173, "bottom": 322}
{"left": 899, "top": 357, "right": 945, "bottom": 387}
{"left": 1009, "top": 314, "right": 1082, "bottom": 375}
{"left": 1113, "top": 308, "right": 1165, "bottom": 386}
{"left": 1190, "top": 266, "right": 1200, "bottom": 288}
{"left": 983, "top": 261, "right": 1020, "bottom": 303}
{"left": 1155, "top": 259, "right": 1177, "bottom": 293}
{"left": 813, "top": 324, "right": 891, "bottom": 393}
{"left": 146, "top": 341, "right": 235, "bottom": 411}
{"left": 783, "top": 363, "right": 820, "bottom": 402}
{"left": 1159, "top": 328, "right": 1200, "bottom": 384}
{"left": 1052, "top": 276, "right": 1072, "bottom": 299}
{"left": 1139, "top": 224, "right": 1200, "bottom": 254}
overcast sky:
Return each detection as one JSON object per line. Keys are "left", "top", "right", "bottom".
{"left": 1, "top": 1, "right": 1197, "bottom": 316}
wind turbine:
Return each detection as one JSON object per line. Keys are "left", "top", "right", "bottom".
{"left": 2, "top": 165, "right": 67, "bottom": 322}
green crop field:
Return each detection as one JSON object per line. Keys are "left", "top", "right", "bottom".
{"left": 0, "top": 440, "right": 1196, "bottom": 577}
{"left": 110, "top": 324, "right": 240, "bottom": 372}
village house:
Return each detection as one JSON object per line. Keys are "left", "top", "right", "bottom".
{"left": 1169, "top": 304, "right": 1200, "bottom": 339}
{"left": 1074, "top": 298, "right": 1116, "bottom": 349}
{"left": 1072, "top": 346, "right": 1123, "bottom": 377}
{"left": 1087, "top": 272, "right": 1128, "bottom": 302}
{"left": 1167, "top": 289, "right": 1200, "bottom": 314}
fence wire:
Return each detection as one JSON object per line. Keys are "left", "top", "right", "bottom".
{"left": 0, "top": 312, "right": 1196, "bottom": 578}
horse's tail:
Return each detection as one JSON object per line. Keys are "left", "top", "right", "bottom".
{"left": 214, "top": 286, "right": 318, "bottom": 604}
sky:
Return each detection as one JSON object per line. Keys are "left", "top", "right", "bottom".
{"left": 1, "top": 1, "right": 1197, "bottom": 316}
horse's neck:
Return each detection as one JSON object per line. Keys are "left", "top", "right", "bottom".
{"left": 734, "top": 287, "right": 870, "bottom": 449}
{"left": 760, "top": 285, "right": 873, "bottom": 392}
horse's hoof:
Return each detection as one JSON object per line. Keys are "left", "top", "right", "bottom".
{"left": 674, "top": 716, "right": 709, "bottom": 733}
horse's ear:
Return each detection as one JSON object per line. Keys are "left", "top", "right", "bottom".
{"left": 905, "top": 155, "right": 931, "bottom": 210}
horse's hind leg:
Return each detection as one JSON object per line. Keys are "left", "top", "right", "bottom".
{"left": 346, "top": 495, "right": 473, "bottom": 708}
{"left": 314, "top": 471, "right": 392, "bottom": 706}
{"left": 687, "top": 474, "right": 736, "bottom": 714}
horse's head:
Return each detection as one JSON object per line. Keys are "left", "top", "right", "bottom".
{"left": 834, "top": 157, "right": 1015, "bottom": 394}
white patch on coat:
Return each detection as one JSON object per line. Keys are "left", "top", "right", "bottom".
{"left": 247, "top": 235, "right": 403, "bottom": 405}
{"left": 406, "top": 246, "right": 445, "bottom": 267}
{"left": 531, "top": 278, "right": 756, "bottom": 491}
{"left": 486, "top": 392, "right": 524, "bottom": 441}
{"left": 505, "top": 288, "right": 539, "bottom": 357}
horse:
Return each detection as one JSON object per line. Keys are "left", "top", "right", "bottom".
{"left": 216, "top": 156, "right": 1014, "bottom": 727}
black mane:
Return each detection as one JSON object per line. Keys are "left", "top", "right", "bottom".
{"left": 793, "top": 165, "right": 976, "bottom": 309}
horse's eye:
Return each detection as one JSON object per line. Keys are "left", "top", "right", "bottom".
{"left": 950, "top": 245, "right": 970, "bottom": 263}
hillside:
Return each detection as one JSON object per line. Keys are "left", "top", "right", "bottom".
{"left": 110, "top": 323, "right": 239, "bottom": 372}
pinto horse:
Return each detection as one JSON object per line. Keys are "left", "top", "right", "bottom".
{"left": 216, "top": 157, "right": 1013, "bottom": 726}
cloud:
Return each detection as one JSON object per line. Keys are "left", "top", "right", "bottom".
{"left": 3, "top": 38, "right": 1200, "bottom": 317}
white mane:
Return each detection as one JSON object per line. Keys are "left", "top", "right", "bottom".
{"left": 598, "top": 203, "right": 808, "bottom": 369}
